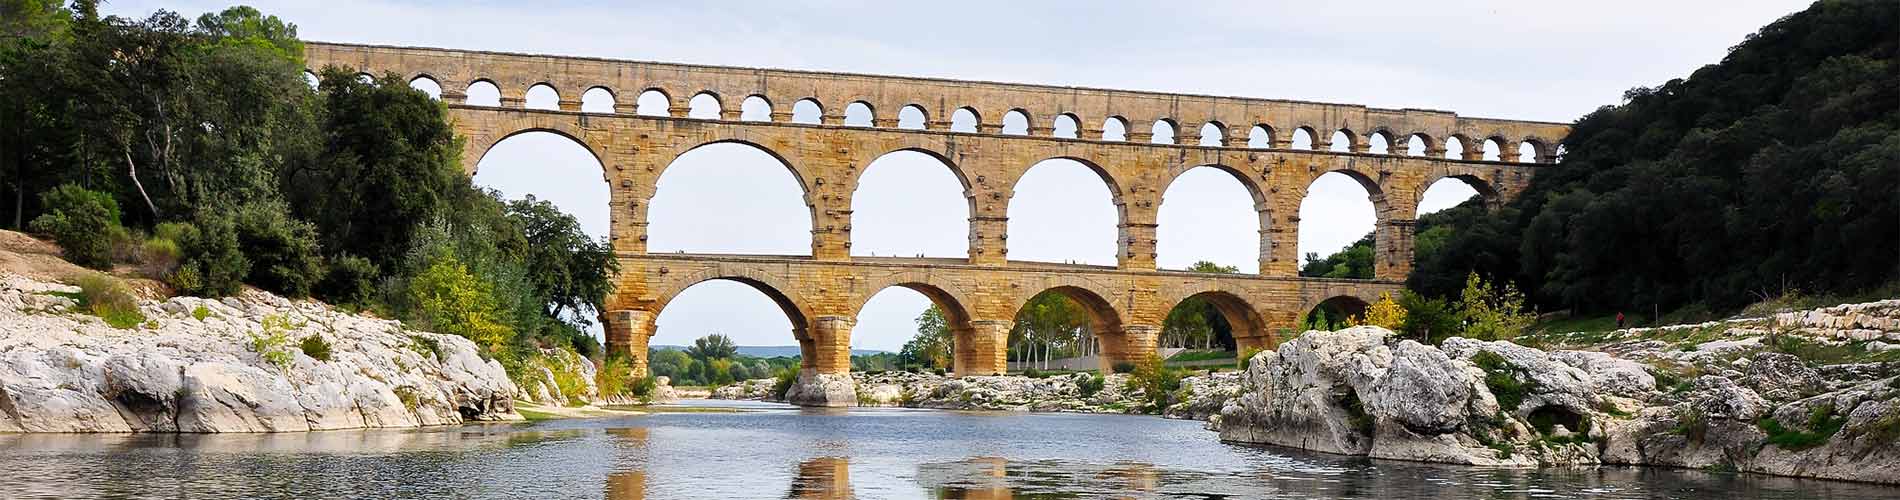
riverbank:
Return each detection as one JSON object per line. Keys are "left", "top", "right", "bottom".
{"left": 712, "top": 368, "right": 1241, "bottom": 421}
{"left": 0, "top": 269, "right": 522, "bottom": 432}
{"left": 1214, "top": 318, "right": 1900, "bottom": 485}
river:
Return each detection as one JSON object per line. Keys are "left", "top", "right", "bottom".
{"left": 0, "top": 399, "right": 1892, "bottom": 499}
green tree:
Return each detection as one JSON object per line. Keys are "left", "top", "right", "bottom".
{"left": 1458, "top": 272, "right": 1536, "bottom": 341}
{"left": 506, "top": 195, "right": 617, "bottom": 326}
{"left": 28, "top": 184, "right": 120, "bottom": 269}
{"left": 1011, "top": 291, "right": 1089, "bottom": 368}
{"left": 408, "top": 255, "right": 512, "bottom": 352}
{"left": 1300, "top": 234, "right": 1374, "bottom": 279}
{"left": 688, "top": 333, "right": 739, "bottom": 361}
{"left": 1162, "top": 261, "right": 1239, "bottom": 349}
{"left": 899, "top": 306, "right": 953, "bottom": 369}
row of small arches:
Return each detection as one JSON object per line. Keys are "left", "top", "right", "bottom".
{"left": 309, "top": 71, "right": 1556, "bottom": 163}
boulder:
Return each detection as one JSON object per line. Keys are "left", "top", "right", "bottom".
{"left": 785, "top": 371, "right": 856, "bottom": 407}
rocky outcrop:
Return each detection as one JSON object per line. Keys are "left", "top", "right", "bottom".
{"left": 712, "top": 369, "right": 1242, "bottom": 418}
{"left": 784, "top": 371, "right": 856, "bottom": 407}
{"left": 0, "top": 273, "right": 520, "bottom": 433}
{"left": 1214, "top": 324, "right": 1900, "bottom": 484}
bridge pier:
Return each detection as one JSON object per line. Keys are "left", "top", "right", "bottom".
{"left": 953, "top": 320, "right": 1012, "bottom": 376}
{"left": 787, "top": 316, "right": 858, "bottom": 407}
{"left": 604, "top": 309, "right": 654, "bottom": 377}
{"left": 1098, "top": 324, "right": 1161, "bottom": 371}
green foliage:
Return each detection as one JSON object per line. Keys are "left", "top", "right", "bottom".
{"left": 899, "top": 306, "right": 953, "bottom": 370}
{"left": 1396, "top": 290, "right": 1461, "bottom": 343}
{"left": 407, "top": 334, "right": 444, "bottom": 360}
{"left": 1411, "top": 2, "right": 1900, "bottom": 315}
{"left": 1077, "top": 373, "right": 1105, "bottom": 398}
{"left": 1862, "top": 408, "right": 1900, "bottom": 444}
{"left": 1472, "top": 351, "right": 1539, "bottom": 411}
{"left": 1010, "top": 290, "right": 1091, "bottom": 365}
{"left": 1110, "top": 361, "right": 1136, "bottom": 374}
{"left": 1458, "top": 273, "right": 1536, "bottom": 341}
{"left": 29, "top": 185, "right": 121, "bottom": 269}
{"left": 74, "top": 273, "right": 144, "bottom": 329}
{"left": 172, "top": 210, "right": 248, "bottom": 297}
{"left": 231, "top": 201, "right": 324, "bottom": 297}
{"left": 407, "top": 255, "right": 511, "bottom": 352}
{"left": 1125, "top": 355, "right": 1185, "bottom": 414}
{"left": 1236, "top": 347, "right": 1263, "bottom": 370}
{"left": 505, "top": 195, "right": 617, "bottom": 326}
{"left": 1758, "top": 404, "right": 1845, "bottom": 451}
{"left": 190, "top": 304, "right": 212, "bottom": 321}
{"left": 772, "top": 368, "right": 797, "bottom": 400}
{"left": 1300, "top": 234, "right": 1373, "bottom": 279}
{"left": 248, "top": 314, "right": 299, "bottom": 371}
{"left": 299, "top": 335, "right": 332, "bottom": 362}
{"left": 687, "top": 333, "right": 738, "bottom": 361}
{"left": 1672, "top": 407, "right": 1709, "bottom": 444}
{"left": 316, "top": 253, "right": 378, "bottom": 309}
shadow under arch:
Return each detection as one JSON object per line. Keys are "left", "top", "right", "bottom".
{"left": 1160, "top": 286, "right": 1271, "bottom": 351}
{"left": 1009, "top": 282, "right": 1130, "bottom": 371}
{"left": 1303, "top": 294, "right": 1372, "bottom": 327}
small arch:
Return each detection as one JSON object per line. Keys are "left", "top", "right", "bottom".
{"left": 302, "top": 70, "right": 319, "bottom": 89}
{"left": 635, "top": 89, "right": 671, "bottom": 116}
{"left": 581, "top": 87, "right": 615, "bottom": 113}
{"left": 1329, "top": 129, "right": 1355, "bottom": 153}
{"left": 1291, "top": 127, "right": 1316, "bottom": 150}
{"left": 897, "top": 104, "right": 927, "bottom": 129}
{"left": 688, "top": 92, "right": 722, "bottom": 119}
{"left": 1444, "top": 135, "right": 1469, "bottom": 160}
{"left": 1002, "top": 109, "right": 1030, "bottom": 135}
{"left": 465, "top": 80, "right": 501, "bottom": 107}
{"left": 1304, "top": 296, "right": 1371, "bottom": 330}
{"left": 1150, "top": 119, "right": 1177, "bottom": 144}
{"left": 1407, "top": 133, "right": 1433, "bottom": 157}
{"left": 1247, "top": 125, "right": 1273, "bottom": 149}
{"left": 1010, "top": 285, "right": 1126, "bottom": 370}
{"left": 1482, "top": 137, "right": 1505, "bottom": 161}
{"left": 951, "top": 107, "right": 980, "bottom": 133}
{"left": 844, "top": 101, "right": 874, "bottom": 127}
{"left": 1517, "top": 140, "right": 1543, "bottom": 163}
{"left": 741, "top": 95, "right": 772, "bottom": 121}
{"left": 792, "top": 98, "right": 823, "bottom": 124}
{"left": 407, "top": 76, "right": 441, "bottom": 100}
{"left": 1101, "top": 116, "right": 1128, "bottom": 142}
{"left": 355, "top": 72, "right": 375, "bottom": 85}
{"left": 1416, "top": 175, "right": 1499, "bottom": 217}
{"left": 1052, "top": 114, "right": 1080, "bottom": 139}
{"left": 1198, "top": 122, "right": 1225, "bottom": 147}
{"left": 524, "top": 83, "right": 559, "bottom": 110}
{"left": 1367, "top": 131, "right": 1392, "bottom": 155}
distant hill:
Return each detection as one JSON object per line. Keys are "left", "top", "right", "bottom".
{"left": 650, "top": 345, "right": 890, "bottom": 358}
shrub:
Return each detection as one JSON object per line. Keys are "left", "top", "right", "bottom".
{"left": 408, "top": 334, "right": 444, "bottom": 360}
{"left": 629, "top": 376, "right": 658, "bottom": 401}
{"left": 1110, "top": 361, "right": 1137, "bottom": 374}
{"left": 74, "top": 273, "right": 145, "bottom": 329}
{"left": 1022, "top": 367, "right": 1042, "bottom": 378}
{"left": 232, "top": 202, "right": 325, "bottom": 298}
{"left": 299, "top": 335, "right": 333, "bottom": 361}
{"left": 407, "top": 255, "right": 511, "bottom": 352}
{"left": 248, "top": 314, "right": 299, "bottom": 371}
{"left": 172, "top": 210, "right": 248, "bottom": 297}
{"left": 1472, "top": 350, "right": 1539, "bottom": 411}
{"left": 1078, "top": 373, "right": 1106, "bottom": 398}
{"left": 1126, "top": 355, "right": 1185, "bottom": 414}
{"left": 317, "top": 253, "right": 379, "bottom": 309}
{"left": 29, "top": 185, "right": 122, "bottom": 269}
{"left": 191, "top": 305, "right": 213, "bottom": 321}
{"left": 1672, "top": 407, "right": 1708, "bottom": 444}
{"left": 772, "top": 368, "right": 797, "bottom": 400}
{"left": 1758, "top": 404, "right": 1845, "bottom": 451}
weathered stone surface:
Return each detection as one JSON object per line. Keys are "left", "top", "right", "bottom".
{"left": 785, "top": 371, "right": 856, "bottom": 408}
{"left": 1744, "top": 352, "right": 1824, "bottom": 401}
{"left": 0, "top": 273, "right": 519, "bottom": 433}
{"left": 1551, "top": 350, "right": 1657, "bottom": 398}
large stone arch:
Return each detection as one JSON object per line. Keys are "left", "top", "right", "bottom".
{"left": 455, "top": 113, "right": 613, "bottom": 177}
{"left": 649, "top": 264, "right": 816, "bottom": 333}
{"left": 1156, "top": 162, "right": 1271, "bottom": 273}
{"left": 844, "top": 272, "right": 979, "bottom": 327}
{"left": 1155, "top": 281, "right": 1272, "bottom": 351}
{"left": 1415, "top": 163, "right": 1507, "bottom": 212}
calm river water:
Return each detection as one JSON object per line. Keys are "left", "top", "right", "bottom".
{"left": 1, "top": 399, "right": 1894, "bottom": 499}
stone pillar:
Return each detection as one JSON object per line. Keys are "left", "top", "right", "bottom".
{"left": 1126, "top": 123, "right": 1154, "bottom": 143}
{"left": 1270, "top": 133, "right": 1293, "bottom": 150}
{"left": 557, "top": 99, "right": 582, "bottom": 112}
{"left": 968, "top": 215, "right": 1008, "bottom": 266}
{"left": 788, "top": 316, "right": 856, "bottom": 407}
{"left": 1027, "top": 124, "right": 1053, "bottom": 137}
{"left": 1262, "top": 214, "right": 1300, "bottom": 277}
{"left": 665, "top": 105, "right": 689, "bottom": 118}
{"left": 1314, "top": 134, "right": 1334, "bottom": 152}
{"left": 604, "top": 309, "right": 654, "bottom": 377}
{"left": 789, "top": 457, "right": 852, "bottom": 500}
{"left": 975, "top": 123, "right": 1002, "bottom": 135}
{"left": 1117, "top": 222, "right": 1158, "bottom": 270}
{"left": 770, "top": 110, "right": 794, "bottom": 123}
{"left": 441, "top": 87, "right": 468, "bottom": 105}
{"left": 927, "top": 119, "right": 953, "bottom": 131}
{"left": 820, "top": 112, "right": 846, "bottom": 126}
{"left": 955, "top": 320, "right": 1012, "bottom": 376}
{"left": 872, "top": 117, "right": 898, "bottom": 128}
{"left": 499, "top": 95, "right": 525, "bottom": 109}
{"left": 1099, "top": 324, "right": 1160, "bottom": 371}
{"left": 1461, "top": 141, "right": 1485, "bottom": 161}
{"left": 719, "top": 108, "right": 743, "bottom": 121}
{"left": 1375, "top": 218, "right": 1417, "bottom": 280}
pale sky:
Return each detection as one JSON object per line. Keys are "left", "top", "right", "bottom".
{"left": 112, "top": 0, "right": 1812, "bottom": 351}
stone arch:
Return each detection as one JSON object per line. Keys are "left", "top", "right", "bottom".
{"left": 1291, "top": 126, "right": 1318, "bottom": 150}
{"left": 1157, "top": 163, "right": 1270, "bottom": 273}
{"left": 897, "top": 104, "right": 928, "bottom": 129}
{"left": 1481, "top": 136, "right": 1508, "bottom": 161}
{"left": 952, "top": 106, "right": 981, "bottom": 133}
{"left": 849, "top": 147, "right": 975, "bottom": 258}
{"left": 845, "top": 276, "right": 978, "bottom": 329}
{"left": 1330, "top": 128, "right": 1358, "bottom": 153}
{"left": 1198, "top": 122, "right": 1226, "bottom": 147}
{"left": 1518, "top": 137, "right": 1551, "bottom": 163}
{"left": 581, "top": 86, "right": 617, "bottom": 113}
{"left": 1002, "top": 108, "right": 1031, "bottom": 135}
{"left": 465, "top": 79, "right": 501, "bottom": 106}
{"left": 635, "top": 88, "right": 672, "bottom": 116}
{"left": 1010, "top": 155, "right": 1127, "bottom": 211}
{"left": 1150, "top": 118, "right": 1178, "bottom": 144}
{"left": 1102, "top": 116, "right": 1129, "bottom": 141}
{"left": 792, "top": 97, "right": 824, "bottom": 124}
{"left": 1416, "top": 166, "right": 1505, "bottom": 213}
{"left": 1364, "top": 129, "right": 1396, "bottom": 154}
{"left": 844, "top": 101, "right": 875, "bottom": 127}
{"left": 740, "top": 94, "right": 773, "bottom": 121}
{"left": 1248, "top": 124, "right": 1274, "bottom": 148}
{"left": 1053, "top": 113, "right": 1081, "bottom": 139}
{"left": 651, "top": 268, "right": 815, "bottom": 334}
{"left": 1157, "top": 285, "right": 1271, "bottom": 351}
{"left": 524, "top": 82, "right": 560, "bottom": 110}
{"left": 1444, "top": 133, "right": 1473, "bottom": 160}
{"left": 656, "top": 139, "right": 810, "bottom": 197}
{"left": 1008, "top": 281, "right": 1127, "bottom": 336}
{"left": 1406, "top": 132, "right": 1436, "bottom": 157}
{"left": 1301, "top": 293, "right": 1375, "bottom": 327}
{"left": 688, "top": 91, "right": 723, "bottom": 119}
{"left": 463, "top": 122, "right": 610, "bottom": 178}
{"left": 407, "top": 74, "right": 442, "bottom": 100}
